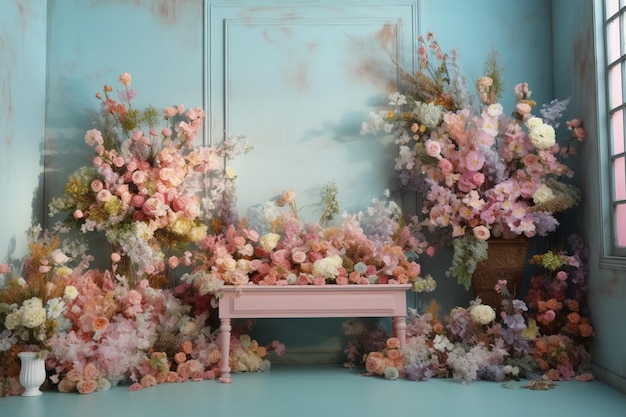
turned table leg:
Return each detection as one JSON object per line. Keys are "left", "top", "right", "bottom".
{"left": 219, "top": 318, "right": 232, "bottom": 383}
{"left": 392, "top": 316, "right": 407, "bottom": 347}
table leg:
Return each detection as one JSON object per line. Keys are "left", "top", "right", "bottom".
{"left": 392, "top": 316, "right": 407, "bottom": 347}
{"left": 219, "top": 318, "right": 232, "bottom": 383}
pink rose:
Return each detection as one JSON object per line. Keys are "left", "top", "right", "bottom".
{"left": 111, "top": 252, "right": 121, "bottom": 263}
{"left": 131, "top": 194, "right": 145, "bottom": 208}
{"left": 473, "top": 225, "right": 491, "bottom": 241}
{"left": 245, "top": 229, "right": 259, "bottom": 242}
{"left": 128, "top": 382, "right": 144, "bottom": 392}
{"left": 126, "top": 289, "right": 142, "bottom": 305}
{"left": 335, "top": 276, "right": 349, "bottom": 285}
{"left": 471, "top": 172, "right": 485, "bottom": 187}
{"left": 543, "top": 310, "right": 556, "bottom": 323}
{"left": 131, "top": 170, "right": 147, "bottom": 184}
{"left": 168, "top": 256, "right": 180, "bottom": 269}
{"left": 163, "top": 106, "right": 178, "bottom": 118}
{"left": 556, "top": 271, "right": 568, "bottom": 281}
{"left": 424, "top": 140, "right": 442, "bottom": 159}
{"left": 276, "top": 189, "right": 296, "bottom": 207}
{"left": 96, "top": 189, "right": 112, "bottom": 202}
{"left": 291, "top": 250, "right": 307, "bottom": 264}
{"left": 270, "top": 249, "right": 288, "bottom": 264}
{"left": 91, "top": 179, "right": 104, "bottom": 192}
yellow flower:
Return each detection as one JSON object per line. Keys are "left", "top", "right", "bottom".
{"left": 522, "top": 318, "right": 539, "bottom": 340}
{"left": 56, "top": 266, "right": 72, "bottom": 277}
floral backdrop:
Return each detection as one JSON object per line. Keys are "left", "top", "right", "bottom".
{"left": 0, "top": 32, "right": 594, "bottom": 396}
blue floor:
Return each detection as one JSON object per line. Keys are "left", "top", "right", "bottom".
{"left": 1, "top": 364, "right": 626, "bottom": 417}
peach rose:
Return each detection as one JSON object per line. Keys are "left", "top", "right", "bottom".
{"left": 386, "top": 337, "right": 401, "bottom": 350}
{"left": 174, "top": 352, "right": 187, "bottom": 365}
{"left": 77, "top": 379, "right": 98, "bottom": 394}
{"left": 57, "top": 377, "right": 77, "bottom": 393}
{"left": 118, "top": 72, "right": 132, "bottom": 87}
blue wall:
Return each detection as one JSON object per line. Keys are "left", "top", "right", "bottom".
{"left": 0, "top": 1, "right": 47, "bottom": 270}
{"left": 1, "top": 0, "right": 624, "bottom": 393}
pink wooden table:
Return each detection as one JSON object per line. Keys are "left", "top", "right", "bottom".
{"left": 217, "top": 284, "right": 411, "bottom": 383}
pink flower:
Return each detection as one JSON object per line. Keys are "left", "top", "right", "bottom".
{"left": 163, "top": 106, "right": 178, "bottom": 118}
{"left": 543, "top": 310, "right": 556, "bottom": 323}
{"left": 425, "top": 140, "right": 442, "bottom": 159}
{"left": 51, "top": 249, "right": 70, "bottom": 265}
{"left": 128, "top": 382, "right": 144, "bottom": 392}
{"left": 291, "top": 250, "right": 307, "bottom": 264}
{"left": 473, "top": 225, "right": 491, "bottom": 241}
{"left": 276, "top": 189, "right": 296, "bottom": 207}
{"left": 118, "top": 72, "right": 132, "bottom": 87}
{"left": 168, "top": 256, "right": 180, "bottom": 269}
{"left": 91, "top": 179, "right": 104, "bottom": 192}
{"left": 556, "top": 271, "right": 568, "bottom": 281}
{"left": 96, "top": 189, "right": 112, "bottom": 202}
{"left": 111, "top": 252, "right": 121, "bottom": 263}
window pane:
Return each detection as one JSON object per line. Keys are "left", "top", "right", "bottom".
{"left": 608, "top": 18, "right": 622, "bottom": 63}
{"left": 611, "top": 109, "right": 625, "bottom": 154}
{"left": 617, "top": 203, "right": 626, "bottom": 247}
{"left": 607, "top": 0, "right": 619, "bottom": 18}
{"left": 609, "top": 65, "right": 623, "bottom": 109}
{"left": 615, "top": 156, "right": 626, "bottom": 200}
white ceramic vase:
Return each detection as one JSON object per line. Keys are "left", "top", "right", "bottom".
{"left": 18, "top": 352, "right": 46, "bottom": 397}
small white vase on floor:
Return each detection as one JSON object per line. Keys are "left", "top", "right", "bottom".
{"left": 18, "top": 352, "right": 46, "bottom": 397}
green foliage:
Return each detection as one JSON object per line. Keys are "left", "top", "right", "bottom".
{"left": 445, "top": 235, "right": 489, "bottom": 290}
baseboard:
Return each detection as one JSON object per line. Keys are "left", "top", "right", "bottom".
{"left": 592, "top": 363, "right": 626, "bottom": 395}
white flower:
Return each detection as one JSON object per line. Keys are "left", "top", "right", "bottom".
{"left": 4, "top": 311, "right": 21, "bottom": 330}
{"left": 259, "top": 233, "right": 280, "bottom": 251}
{"left": 312, "top": 255, "right": 343, "bottom": 279}
{"left": 532, "top": 183, "right": 555, "bottom": 204}
{"left": 46, "top": 297, "right": 65, "bottom": 319}
{"left": 388, "top": 92, "right": 407, "bottom": 106}
{"left": 21, "top": 306, "right": 47, "bottom": 329}
{"left": 433, "top": 334, "right": 453, "bottom": 352}
{"left": 528, "top": 123, "right": 556, "bottom": 149}
{"left": 412, "top": 101, "right": 444, "bottom": 130}
{"left": 469, "top": 304, "right": 496, "bottom": 325}
{"left": 486, "top": 103, "right": 504, "bottom": 117}
{"left": 22, "top": 297, "right": 43, "bottom": 310}
{"left": 525, "top": 116, "right": 543, "bottom": 129}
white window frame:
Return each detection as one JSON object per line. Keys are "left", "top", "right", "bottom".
{"left": 601, "top": 0, "right": 626, "bottom": 258}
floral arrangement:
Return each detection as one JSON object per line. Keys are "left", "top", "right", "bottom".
{"left": 0, "top": 225, "right": 284, "bottom": 396}
{"left": 49, "top": 73, "right": 250, "bottom": 285}
{"left": 344, "top": 234, "right": 594, "bottom": 386}
{"left": 182, "top": 187, "right": 433, "bottom": 295}
{"left": 0, "top": 74, "right": 283, "bottom": 397}
{"left": 361, "top": 33, "right": 587, "bottom": 289}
